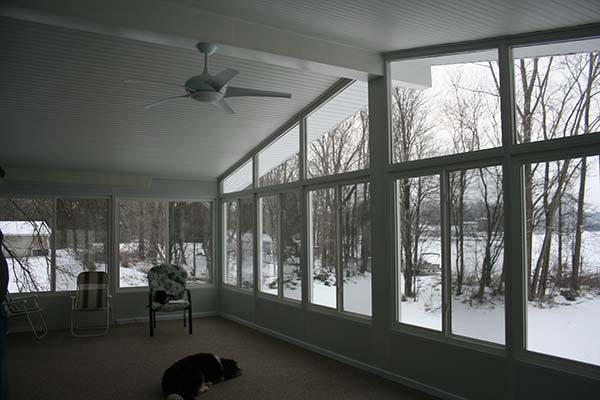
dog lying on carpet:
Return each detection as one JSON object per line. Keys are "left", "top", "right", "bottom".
{"left": 162, "top": 353, "right": 242, "bottom": 400}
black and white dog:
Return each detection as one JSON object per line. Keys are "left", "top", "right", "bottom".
{"left": 162, "top": 353, "right": 242, "bottom": 399}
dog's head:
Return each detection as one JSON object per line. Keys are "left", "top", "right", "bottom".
{"left": 220, "top": 358, "right": 242, "bottom": 380}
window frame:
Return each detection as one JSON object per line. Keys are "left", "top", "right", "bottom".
{"left": 306, "top": 178, "right": 372, "bottom": 319}
{"left": 257, "top": 123, "right": 301, "bottom": 188}
{"left": 116, "top": 197, "right": 215, "bottom": 292}
{"left": 385, "top": 30, "right": 600, "bottom": 374}
{"left": 220, "top": 195, "right": 256, "bottom": 292}
{"left": 221, "top": 158, "right": 254, "bottom": 195}
{"left": 256, "top": 189, "right": 303, "bottom": 303}
{"left": 0, "top": 194, "right": 111, "bottom": 295}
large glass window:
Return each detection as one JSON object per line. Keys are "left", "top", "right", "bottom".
{"left": 281, "top": 192, "right": 302, "bottom": 300}
{"left": 222, "top": 159, "right": 253, "bottom": 194}
{"left": 118, "top": 200, "right": 166, "bottom": 288}
{"left": 525, "top": 155, "right": 600, "bottom": 366}
{"left": 309, "top": 187, "right": 337, "bottom": 308}
{"left": 390, "top": 50, "right": 500, "bottom": 163}
{"left": 259, "top": 125, "right": 300, "bottom": 187}
{"left": 259, "top": 195, "right": 279, "bottom": 295}
{"left": 256, "top": 192, "right": 302, "bottom": 300}
{"left": 307, "top": 81, "right": 369, "bottom": 178}
{"left": 449, "top": 167, "right": 504, "bottom": 344}
{"left": 239, "top": 198, "right": 254, "bottom": 289}
{"left": 56, "top": 199, "right": 109, "bottom": 291}
{"left": 0, "top": 198, "right": 53, "bottom": 293}
{"left": 309, "top": 183, "right": 371, "bottom": 314}
{"left": 341, "top": 182, "right": 371, "bottom": 316}
{"left": 396, "top": 175, "right": 442, "bottom": 330}
{"left": 169, "top": 201, "right": 212, "bottom": 284}
{"left": 223, "top": 201, "right": 238, "bottom": 286}
{"left": 513, "top": 39, "right": 600, "bottom": 144}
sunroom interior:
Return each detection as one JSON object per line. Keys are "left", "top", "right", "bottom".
{"left": 1, "top": 1, "right": 600, "bottom": 399}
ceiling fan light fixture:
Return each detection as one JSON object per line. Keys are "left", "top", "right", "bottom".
{"left": 125, "top": 42, "right": 292, "bottom": 114}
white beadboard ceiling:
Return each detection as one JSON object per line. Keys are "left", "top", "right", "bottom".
{"left": 174, "top": 0, "right": 600, "bottom": 52}
{"left": 0, "top": 17, "right": 338, "bottom": 180}
{"left": 2, "top": 1, "right": 599, "bottom": 183}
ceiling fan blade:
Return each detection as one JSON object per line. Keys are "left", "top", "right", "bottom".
{"left": 207, "top": 69, "right": 239, "bottom": 91}
{"left": 124, "top": 79, "right": 185, "bottom": 90}
{"left": 144, "top": 94, "right": 190, "bottom": 109}
{"left": 225, "top": 86, "right": 292, "bottom": 99}
{"left": 215, "top": 98, "right": 235, "bottom": 114}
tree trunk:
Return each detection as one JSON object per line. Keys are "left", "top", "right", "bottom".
{"left": 571, "top": 161, "right": 587, "bottom": 294}
{"left": 556, "top": 201, "right": 563, "bottom": 287}
{"left": 400, "top": 177, "right": 415, "bottom": 299}
{"left": 138, "top": 203, "right": 146, "bottom": 260}
{"left": 453, "top": 172, "right": 466, "bottom": 296}
{"left": 148, "top": 203, "right": 159, "bottom": 264}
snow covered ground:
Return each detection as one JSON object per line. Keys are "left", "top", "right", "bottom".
{"left": 6, "top": 238, "right": 599, "bottom": 366}
{"left": 7, "top": 242, "right": 210, "bottom": 291}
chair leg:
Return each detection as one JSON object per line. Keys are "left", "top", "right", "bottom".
{"left": 149, "top": 307, "right": 154, "bottom": 337}
{"left": 24, "top": 309, "right": 48, "bottom": 340}
{"left": 183, "top": 309, "right": 186, "bottom": 327}
{"left": 71, "top": 308, "right": 110, "bottom": 337}
{"left": 188, "top": 306, "right": 192, "bottom": 335}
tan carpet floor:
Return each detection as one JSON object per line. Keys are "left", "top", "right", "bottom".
{"left": 7, "top": 317, "right": 436, "bottom": 400}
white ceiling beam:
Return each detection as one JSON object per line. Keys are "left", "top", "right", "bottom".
{"left": 0, "top": 0, "right": 383, "bottom": 80}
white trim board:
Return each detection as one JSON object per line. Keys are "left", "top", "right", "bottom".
{"left": 221, "top": 312, "right": 466, "bottom": 400}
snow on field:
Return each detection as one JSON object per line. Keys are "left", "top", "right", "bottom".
{"left": 7, "top": 255, "right": 51, "bottom": 293}
{"left": 6, "top": 239, "right": 599, "bottom": 366}
{"left": 528, "top": 296, "right": 600, "bottom": 366}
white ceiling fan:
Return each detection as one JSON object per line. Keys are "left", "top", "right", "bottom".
{"left": 125, "top": 42, "right": 292, "bottom": 114}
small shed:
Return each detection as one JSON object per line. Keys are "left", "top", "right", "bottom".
{"left": 0, "top": 221, "right": 51, "bottom": 258}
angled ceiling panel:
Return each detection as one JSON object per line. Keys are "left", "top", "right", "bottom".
{"left": 174, "top": 0, "right": 600, "bottom": 52}
{"left": 0, "top": 17, "right": 338, "bottom": 180}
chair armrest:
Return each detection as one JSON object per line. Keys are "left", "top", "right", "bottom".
{"left": 185, "top": 288, "right": 192, "bottom": 303}
{"left": 9, "top": 294, "right": 39, "bottom": 302}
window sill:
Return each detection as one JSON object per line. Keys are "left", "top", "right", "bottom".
{"left": 306, "top": 303, "right": 372, "bottom": 327}
{"left": 221, "top": 284, "right": 254, "bottom": 295}
{"left": 256, "top": 292, "right": 302, "bottom": 308}
{"left": 389, "top": 322, "right": 506, "bottom": 358}
{"left": 516, "top": 349, "right": 600, "bottom": 381}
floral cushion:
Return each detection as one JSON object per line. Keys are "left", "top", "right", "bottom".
{"left": 148, "top": 264, "right": 188, "bottom": 301}
{"left": 150, "top": 299, "right": 190, "bottom": 311}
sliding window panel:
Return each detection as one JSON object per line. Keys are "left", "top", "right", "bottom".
{"left": 396, "top": 175, "right": 442, "bottom": 330}
{"left": 0, "top": 198, "right": 53, "bottom": 293}
{"left": 309, "top": 187, "right": 337, "bottom": 308}
{"left": 239, "top": 198, "right": 254, "bottom": 289}
{"left": 307, "top": 81, "right": 369, "bottom": 178}
{"left": 56, "top": 199, "right": 109, "bottom": 291}
{"left": 169, "top": 201, "right": 212, "bottom": 285}
{"left": 513, "top": 39, "right": 600, "bottom": 144}
{"left": 525, "top": 155, "right": 600, "bottom": 366}
{"left": 119, "top": 200, "right": 166, "bottom": 288}
{"left": 260, "top": 195, "right": 279, "bottom": 295}
{"left": 341, "top": 182, "right": 371, "bottom": 316}
{"left": 389, "top": 50, "right": 500, "bottom": 163}
{"left": 449, "top": 167, "right": 505, "bottom": 344}
{"left": 281, "top": 192, "right": 302, "bottom": 301}
{"left": 259, "top": 125, "right": 300, "bottom": 187}
{"left": 223, "top": 201, "right": 239, "bottom": 286}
